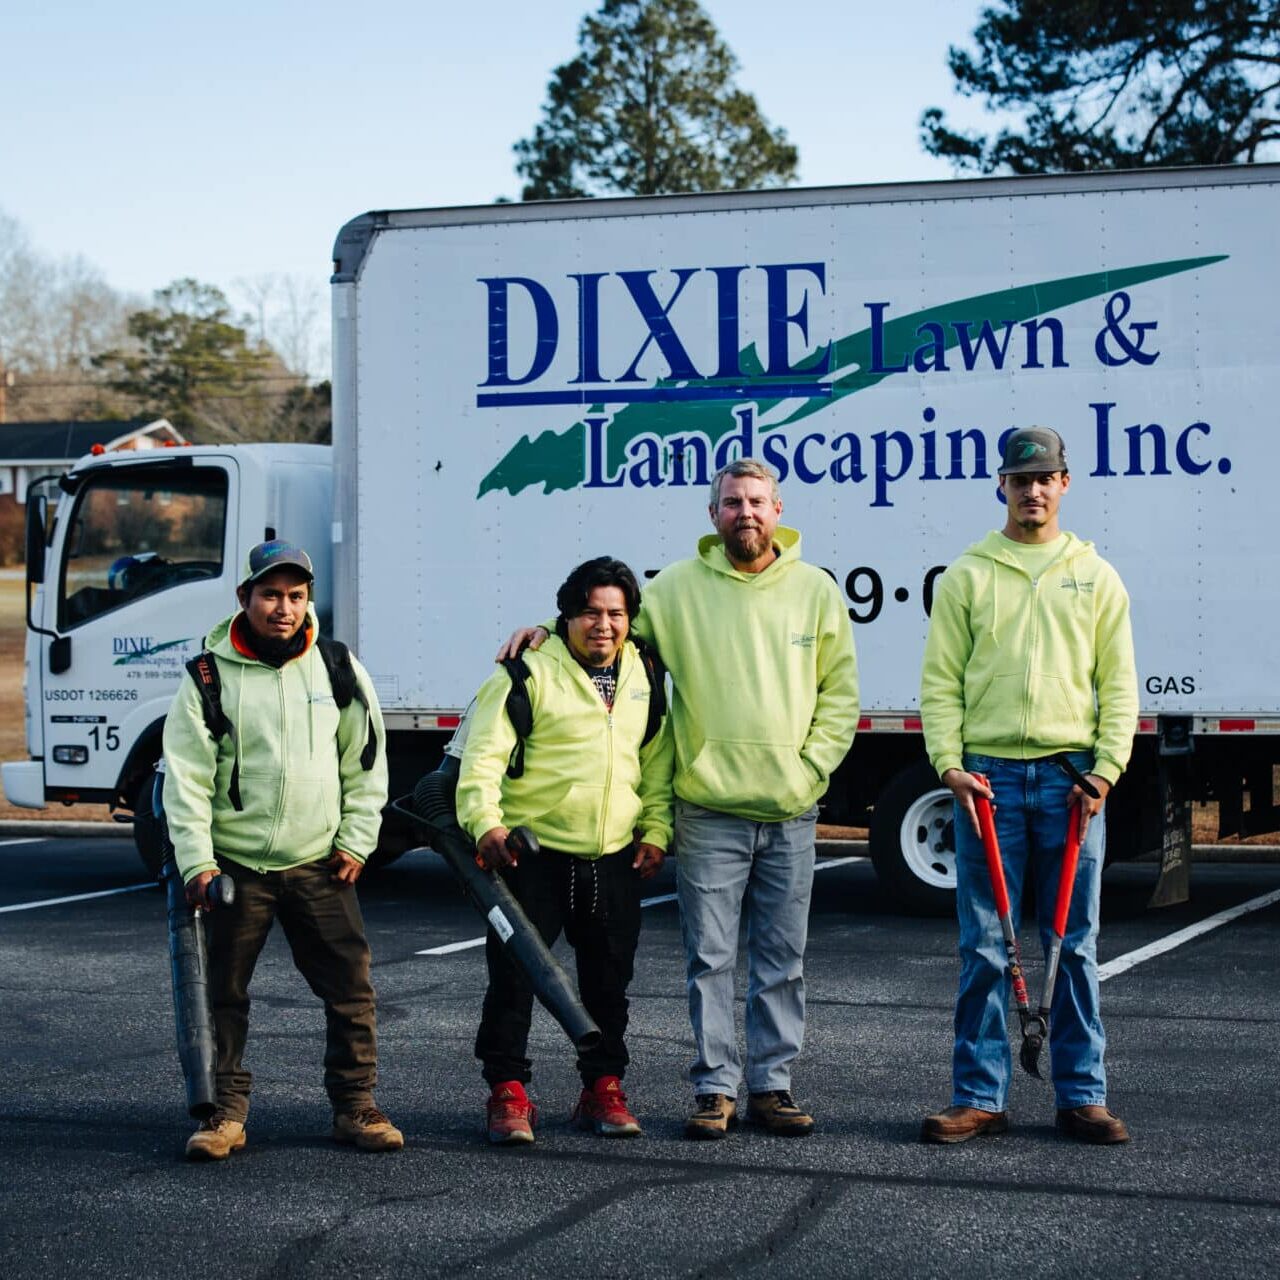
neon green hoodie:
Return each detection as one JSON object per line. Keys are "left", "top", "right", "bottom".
{"left": 456, "top": 634, "right": 674, "bottom": 856}
{"left": 634, "top": 526, "right": 860, "bottom": 822}
{"left": 161, "top": 607, "right": 389, "bottom": 883}
{"left": 920, "top": 530, "right": 1137, "bottom": 784}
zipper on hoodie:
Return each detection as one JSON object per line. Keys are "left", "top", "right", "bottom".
{"left": 596, "top": 654, "right": 631, "bottom": 858}
{"left": 1020, "top": 576, "right": 1040, "bottom": 748}
{"left": 262, "top": 666, "right": 288, "bottom": 856}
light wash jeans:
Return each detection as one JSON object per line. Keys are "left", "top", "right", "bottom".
{"left": 674, "top": 799, "right": 818, "bottom": 1095}
{"left": 952, "top": 751, "right": 1108, "bottom": 1112}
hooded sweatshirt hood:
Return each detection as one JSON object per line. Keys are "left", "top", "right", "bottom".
{"left": 696, "top": 524, "right": 803, "bottom": 581}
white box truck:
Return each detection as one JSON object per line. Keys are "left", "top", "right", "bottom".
{"left": 8, "top": 164, "right": 1280, "bottom": 910}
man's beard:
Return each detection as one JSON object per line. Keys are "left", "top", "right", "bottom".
{"left": 722, "top": 523, "right": 771, "bottom": 562}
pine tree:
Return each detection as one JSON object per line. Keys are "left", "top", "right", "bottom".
{"left": 515, "top": 0, "right": 797, "bottom": 199}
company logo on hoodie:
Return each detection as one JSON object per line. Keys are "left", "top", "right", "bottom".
{"left": 1060, "top": 577, "right": 1095, "bottom": 593}
{"left": 791, "top": 632, "right": 817, "bottom": 648}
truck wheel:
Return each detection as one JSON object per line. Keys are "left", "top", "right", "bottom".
{"left": 130, "top": 773, "right": 166, "bottom": 881}
{"left": 869, "top": 760, "right": 957, "bottom": 915}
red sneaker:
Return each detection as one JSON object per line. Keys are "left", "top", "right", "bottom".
{"left": 572, "top": 1076, "right": 641, "bottom": 1137}
{"left": 486, "top": 1080, "right": 537, "bottom": 1145}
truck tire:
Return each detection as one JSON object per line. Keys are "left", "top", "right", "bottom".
{"left": 869, "top": 760, "right": 957, "bottom": 916}
{"left": 130, "top": 772, "right": 166, "bottom": 881}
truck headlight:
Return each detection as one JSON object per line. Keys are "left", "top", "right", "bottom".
{"left": 52, "top": 745, "right": 89, "bottom": 765}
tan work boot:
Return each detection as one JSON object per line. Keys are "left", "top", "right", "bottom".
{"left": 746, "top": 1090, "right": 815, "bottom": 1137}
{"left": 1056, "top": 1105, "right": 1130, "bottom": 1145}
{"left": 684, "top": 1093, "right": 738, "bottom": 1140}
{"left": 185, "top": 1112, "right": 247, "bottom": 1161}
{"left": 920, "top": 1105, "right": 1009, "bottom": 1144}
{"left": 332, "top": 1105, "right": 405, "bottom": 1152}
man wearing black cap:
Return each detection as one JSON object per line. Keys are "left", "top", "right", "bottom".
{"left": 162, "top": 539, "right": 399, "bottom": 1159}
{"left": 918, "top": 428, "right": 1138, "bottom": 1146}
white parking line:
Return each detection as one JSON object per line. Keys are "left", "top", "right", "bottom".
{"left": 1098, "top": 886, "right": 1280, "bottom": 982}
{"left": 416, "top": 854, "right": 867, "bottom": 956}
{"left": 0, "top": 883, "right": 154, "bottom": 914}
{"left": 0, "top": 838, "right": 41, "bottom": 847}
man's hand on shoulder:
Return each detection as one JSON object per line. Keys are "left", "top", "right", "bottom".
{"left": 942, "top": 768, "right": 994, "bottom": 838}
{"left": 327, "top": 849, "right": 364, "bottom": 885}
{"left": 495, "top": 626, "right": 548, "bottom": 663}
{"left": 632, "top": 842, "right": 665, "bottom": 879}
{"left": 1072, "top": 774, "right": 1110, "bottom": 843}
{"left": 476, "top": 826, "right": 516, "bottom": 871}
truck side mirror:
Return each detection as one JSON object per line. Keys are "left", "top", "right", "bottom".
{"left": 49, "top": 635, "right": 71, "bottom": 674}
{"left": 25, "top": 494, "right": 47, "bottom": 585}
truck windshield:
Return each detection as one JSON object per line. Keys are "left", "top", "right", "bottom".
{"left": 58, "top": 465, "right": 229, "bottom": 630}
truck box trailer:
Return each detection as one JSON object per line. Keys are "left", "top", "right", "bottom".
{"left": 8, "top": 163, "right": 1280, "bottom": 910}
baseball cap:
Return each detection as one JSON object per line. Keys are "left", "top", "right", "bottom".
{"left": 998, "top": 427, "right": 1068, "bottom": 475}
{"left": 240, "top": 539, "right": 314, "bottom": 587}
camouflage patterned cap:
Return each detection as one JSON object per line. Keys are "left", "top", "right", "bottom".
{"left": 240, "top": 539, "right": 314, "bottom": 587}
{"left": 998, "top": 427, "right": 1068, "bottom": 476}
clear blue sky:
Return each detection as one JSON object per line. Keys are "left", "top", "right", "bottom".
{"left": 2, "top": 1, "right": 997, "bottom": 337}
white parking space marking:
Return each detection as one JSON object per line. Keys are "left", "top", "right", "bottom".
{"left": 0, "top": 883, "right": 154, "bottom": 914}
{"left": 0, "top": 838, "right": 42, "bottom": 847}
{"left": 416, "top": 854, "right": 867, "bottom": 956}
{"left": 1098, "top": 886, "right": 1280, "bottom": 982}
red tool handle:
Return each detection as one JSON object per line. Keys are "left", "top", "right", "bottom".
{"left": 972, "top": 775, "right": 1011, "bottom": 917}
{"left": 1052, "top": 803, "right": 1083, "bottom": 938}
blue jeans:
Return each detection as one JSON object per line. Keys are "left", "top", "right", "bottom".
{"left": 952, "top": 752, "right": 1107, "bottom": 1112}
{"left": 674, "top": 800, "right": 818, "bottom": 1095}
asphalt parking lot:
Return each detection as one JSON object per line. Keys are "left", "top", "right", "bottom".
{"left": 1, "top": 835, "right": 1278, "bottom": 1279}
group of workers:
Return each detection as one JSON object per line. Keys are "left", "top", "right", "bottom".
{"left": 160, "top": 427, "right": 1137, "bottom": 1161}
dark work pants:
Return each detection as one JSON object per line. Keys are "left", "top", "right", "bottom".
{"left": 206, "top": 857, "right": 378, "bottom": 1122}
{"left": 475, "top": 847, "right": 642, "bottom": 1088}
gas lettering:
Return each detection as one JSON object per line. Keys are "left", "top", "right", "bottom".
{"left": 1145, "top": 675, "right": 1196, "bottom": 695}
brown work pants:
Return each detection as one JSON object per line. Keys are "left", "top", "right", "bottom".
{"left": 206, "top": 856, "right": 378, "bottom": 1122}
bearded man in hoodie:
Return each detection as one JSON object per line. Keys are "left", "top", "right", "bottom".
{"left": 161, "top": 540, "right": 399, "bottom": 1160}
{"left": 919, "top": 428, "right": 1138, "bottom": 1147}
{"left": 500, "top": 460, "right": 860, "bottom": 1138}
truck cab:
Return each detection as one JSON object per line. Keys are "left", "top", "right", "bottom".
{"left": 3, "top": 444, "right": 332, "bottom": 829}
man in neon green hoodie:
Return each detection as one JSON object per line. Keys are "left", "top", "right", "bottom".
{"left": 457, "top": 557, "right": 673, "bottom": 1145}
{"left": 500, "top": 461, "right": 860, "bottom": 1139}
{"left": 162, "top": 540, "right": 399, "bottom": 1160}
{"left": 919, "top": 428, "right": 1138, "bottom": 1146}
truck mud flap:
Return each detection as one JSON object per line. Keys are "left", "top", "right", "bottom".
{"left": 1149, "top": 755, "right": 1191, "bottom": 909}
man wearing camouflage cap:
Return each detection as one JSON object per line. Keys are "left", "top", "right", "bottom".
{"left": 162, "top": 539, "right": 399, "bottom": 1159}
{"left": 918, "top": 428, "right": 1138, "bottom": 1146}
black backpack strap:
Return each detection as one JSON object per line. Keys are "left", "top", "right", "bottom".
{"left": 184, "top": 651, "right": 243, "bottom": 811}
{"left": 500, "top": 656, "right": 533, "bottom": 779}
{"left": 317, "top": 637, "right": 378, "bottom": 771}
{"left": 631, "top": 636, "right": 668, "bottom": 747}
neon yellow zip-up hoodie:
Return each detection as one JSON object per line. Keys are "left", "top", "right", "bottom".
{"left": 920, "top": 530, "right": 1137, "bottom": 784}
{"left": 634, "top": 526, "right": 860, "bottom": 822}
{"left": 456, "top": 634, "right": 674, "bottom": 856}
{"left": 161, "top": 607, "right": 389, "bottom": 884}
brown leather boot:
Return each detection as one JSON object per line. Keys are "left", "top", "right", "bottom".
{"left": 746, "top": 1090, "right": 815, "bottom": 1137}
{"left": 684, "top": 1093, "right": 738, "bottom": 1140}
{"left": 185, "top": 1113, "right": 247, "bottom": 1161}
{"left": 332, "top": 1105, "right": 405, "bottom": 1152}
{"left": 920, "top": 1105, "right": 1009, "bottom": 1144}
{"left": 1056, "top": 1105, "right": 1130, "bottom": 1144}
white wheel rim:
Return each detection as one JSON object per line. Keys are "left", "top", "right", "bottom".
{"left": 899, "top": 788, "right": 957, "bottom": 891}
